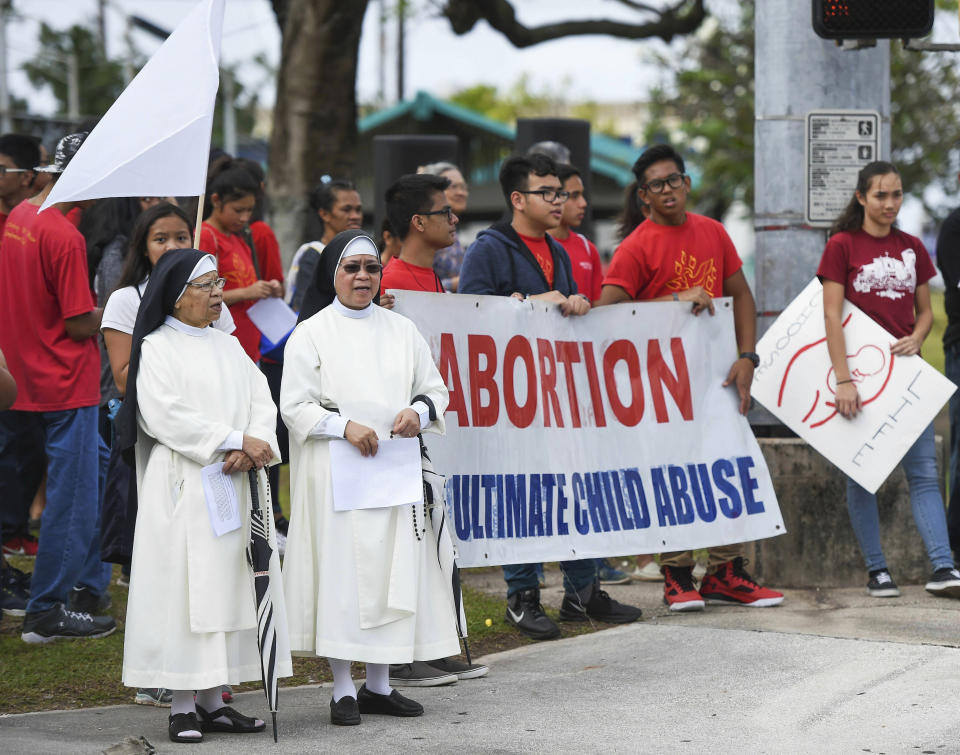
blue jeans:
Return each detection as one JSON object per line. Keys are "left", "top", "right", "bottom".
{"left": 503, "top": 559, "right": 597, "bottom": 597}
{"left": 26, "top": 407, "right": 112, "bottom": 613}
{"left": 846, "top": 422, "right": 953, "bottom": 573}
{"left": 945, "top": 342, "right": 960, "bottom": 555}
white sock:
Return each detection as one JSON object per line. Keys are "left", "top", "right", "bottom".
{"left": 328, "top": 657, "right": 356, "bottom": 702}
{"left": 195, "top": 686, "right": 222, "bottom": 714}
{"left": 170, "top": 690, "right": 201, "bottom": 739}
{"left": 365, "top": 663, "right": 392, "bottom": 696}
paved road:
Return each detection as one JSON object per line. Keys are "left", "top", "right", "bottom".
{"left": 2, "top": 577, "right": 959, "bottom": 754}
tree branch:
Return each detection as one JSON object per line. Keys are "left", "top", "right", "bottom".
{"left": 443, "top": 0, "right": 705, "bottom": 47}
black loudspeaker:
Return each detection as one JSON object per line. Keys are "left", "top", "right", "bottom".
{"left": 514, "top": 118, "right": 592, "bottom": 237}
{"left": 373, "top": 135, "right": 459, "bottom": 236}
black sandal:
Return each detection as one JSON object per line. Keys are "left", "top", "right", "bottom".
{"left": 168, "top": 712, "right": 203, "bottom": 743}
{"left": 195, "top": 704, "right": 266, "bottom": 734}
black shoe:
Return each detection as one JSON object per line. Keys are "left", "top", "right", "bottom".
{"left": 274, "top": 515, "right": 290, "bottom": 536}
{"left": 356, "top": 684, "right": 423, "bottom": 717}
{"left": 388, "top": 661, "right": 457, "bottom": 687}
{"left": 195, "top": 704, "right": 265, "bottom": 733}
{"left": 330, "top": 695, "right": 361, "bottom": 725}
{"left": 558, "top": 581, "right": 643, "bottom": 623}
{"left": 68, "top": 586, "right": 112, "bottom": 615}
{"left": 925, "top": 567, "right": 960, "bottom": 598}
{"left": 1, "top": 564, "right": 28, "bottom": 617}
{"left": 505, "top": 588, "right": 561, "bottom": 640}
{"left": 169, "top": 712, "right": 203, "bottom": 743}
{"left": 866, "top": 569, "right": 900, "bottom": 598}
{"left": 21, "top": 603, "right": 116, "bottom": 644}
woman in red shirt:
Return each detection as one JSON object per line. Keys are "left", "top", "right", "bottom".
{"left": 818, "top": 161, "right": 960, "bottom": 600}
{"left": 199, "top": 160, "right": 282, "bottom": 362}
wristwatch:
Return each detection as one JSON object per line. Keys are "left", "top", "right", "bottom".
{"left": 739, "top": 351, "right": 760, "bottom": 368}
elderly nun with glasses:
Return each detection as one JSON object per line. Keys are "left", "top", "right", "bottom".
{"left": 115, "top": 249, "right": 291, "bottom": 744}
{"left": 280, "top": 229, "right": 459, "bottom": 726}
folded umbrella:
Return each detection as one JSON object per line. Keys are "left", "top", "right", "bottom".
{"left": 246, "top": 468, "right": 280, "bottom": 742}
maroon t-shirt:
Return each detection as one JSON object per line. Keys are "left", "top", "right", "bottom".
{"left": 817, "top": 228, "right": 936, "bottom": 338}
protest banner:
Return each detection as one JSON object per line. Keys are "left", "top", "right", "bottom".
{"left": 751, "top": 278, "right": 956, "bottom": 494}
{"left": 391, "top": 291, "right": 785, "bottom": 567}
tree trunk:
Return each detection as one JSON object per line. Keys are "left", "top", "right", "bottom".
{"left": 267, "top": 0, "right": 369, "bottom": 266}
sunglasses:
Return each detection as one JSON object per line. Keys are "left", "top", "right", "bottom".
{"left": 340, "top": 262, "right": 383, "bottom": 275}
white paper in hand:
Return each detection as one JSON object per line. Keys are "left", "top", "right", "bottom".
{"left": 329, "top": 437, "right": 423, "bottom": 511}
{"left": 201, "top": 462, "right": 242, "bottom": 536}
{"left": 247, "top": 297, "right": 297, "bottom": 344}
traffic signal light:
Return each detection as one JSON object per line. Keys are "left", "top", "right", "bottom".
{"left": 812, "top": 0, "right": 934, "bottom": 39}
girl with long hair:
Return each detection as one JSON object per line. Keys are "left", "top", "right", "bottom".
{"left": 818, "top": 161, "right": 960, "bottom": 599}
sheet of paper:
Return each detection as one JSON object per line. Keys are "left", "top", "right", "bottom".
{"left": 201, "top": 462, "right": 242, "bottom": 536}
{"left": 329, "top": 437, "right": 423, "bottom": 511}
{"left": 247, "top": 296, "right": 297, "bottom": 344}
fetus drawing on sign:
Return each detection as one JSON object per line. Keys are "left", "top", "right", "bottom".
{"left": 777, "top": 314, "right": 895, "bottom": 429}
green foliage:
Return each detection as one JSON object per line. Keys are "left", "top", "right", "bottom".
{"left": 448, "top": 76, "right": 618, "bottom": 136}
{"left": 645, "top": 2, "right": 960, "bottom": 222}
{"left": 23, "top": 23, "right": 126, "bottom": 118}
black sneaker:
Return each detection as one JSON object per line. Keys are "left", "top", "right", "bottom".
{"left": 558, "top": 581, "right": 643, "bottom": 623}
{"left": 68, "top": 586, "right": 112, "bottom": 615}
{"left": 21, "top": 603, "right": 117, "bottom": 644}
{"left": 388, "top": 661, "right": 457, "bottom": 687}
{"left": 925, "top": 567, "right": 960, "bottom": 598}
{"left": 274, "top": 515, "right": 290, "bottom": 536}
{"left": 505, "top": 588, "right": 560, "bottom": 640}
{"left": 1, "top": 563, "right": 29, "bottom": 616}
{"left": 867, "top": 569, "right": 900, "bottom": 598}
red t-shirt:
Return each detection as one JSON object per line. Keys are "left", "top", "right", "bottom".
{"left": 380, "top": 257, "right": 445, "bottom": 293}
{"left": 817, "top": 228, "right": 935, "bottom": 339}
{"left": 556, "top": 232, "right": 603, "bottom": 301}
{"left": 199, "top": 222, "right": 260, "bottom": 362}
{"left": 0, "top": 202, "right": 99, "bottom": 410}
{"left": 0, "top": 211, "right": 8, "bottom": 238}
{"left": 250, "top": 220, "right": 284, "bottom": 283}
{"left": 65, "top": 206, "right": 83, "bottom": 227}
{"left": 517, "top": 232, "right": 554, "bottom": 288}
{"left": 604, "top": 212, "right": 742, "bottom": 300}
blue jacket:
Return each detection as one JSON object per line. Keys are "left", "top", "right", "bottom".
{"left": 459, "top": 222, "right": 579, "bottom": 297}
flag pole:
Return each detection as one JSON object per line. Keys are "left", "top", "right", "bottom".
{"left": 194, "top": 192, "right": 205, "bottom": 245}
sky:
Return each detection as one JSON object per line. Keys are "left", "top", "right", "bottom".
{"left": 10, "top": 0, "right": 681, "bottom": 116}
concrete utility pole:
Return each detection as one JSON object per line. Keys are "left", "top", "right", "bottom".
{"left": 222, "top": 69, "right": 237, "bottom": 156}
{"left": 67, "top": 51, "right": 80, "bottom": 120}
{"left": 754, "top": 1, "right": 890, "bottom": 336}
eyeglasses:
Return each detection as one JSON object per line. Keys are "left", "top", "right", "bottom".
{"left": 186, "top": 277, "right": 226, "bottom": 292}
{"left": 0, "top": 166, "right": 29, "bottom": 176}
{"left": 640, "top": 173, "right": 687, "bottom": 194}
{"left": 518, "top": 189, "right": 570, "bottom": 203}
{"left": 340, "top": 262, "right": 383, "bottom": 275}
{"left": 417, "top": 206, "right": 454, "bottom": 221}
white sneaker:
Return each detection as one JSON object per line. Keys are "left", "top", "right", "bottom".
{"left": 631, "top": 561, "right": 663, "bottom": 582}
{"left": 693, "top": 562, "right": 707, "bottom": 580}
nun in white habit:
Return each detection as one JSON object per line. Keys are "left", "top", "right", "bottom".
{"left": 281, "top": 230, "right": 460, "bottom": 726}
{"left": 116, "top": 249, "right": 292, "bottom": 744}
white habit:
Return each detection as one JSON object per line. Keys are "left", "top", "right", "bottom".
{"left": 280, "top": 300, "right": 461, "bottom": 663}
{"left": 122, "top": 320, "right": 293, "bottom": 690}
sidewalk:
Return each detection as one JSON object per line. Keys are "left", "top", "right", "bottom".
{"left": 2, "top": 576, "right": 959, "bottom": 754}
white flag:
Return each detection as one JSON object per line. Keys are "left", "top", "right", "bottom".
{"left": 40, "top": 0, "right": 224, "bottom": 211}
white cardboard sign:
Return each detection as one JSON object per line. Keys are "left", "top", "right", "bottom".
{"left": 751, "top": 278, "right": 956, "bottom": 494}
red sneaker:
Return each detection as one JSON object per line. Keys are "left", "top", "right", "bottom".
{"left": 662, "top": 565, "right": 705, "bottom": 612}
{"left": 2, "top": 535, "right": 39, "bottom": 557}
{"left": 699, "top": 558, "right": 784, "bottom": 607}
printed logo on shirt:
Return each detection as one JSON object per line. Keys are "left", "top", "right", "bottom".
{"left": 852, "top": 250, "right": 916, "bottom": 301}
{"left": 667, "top": 250, "right": 718, "bottom": 293}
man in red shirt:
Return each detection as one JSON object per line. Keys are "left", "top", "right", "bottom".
{"left": 0, "top": 134, "right": 41, "bottom": 236}
{"left": 599, "top": 143, "right": 783, "bottom": 612}
{"left": 552, "top": 163, "right": 603, "bottom": 302}
{"left": 0, "top": 132, "right": 116, "bottom": 642}
{"left": 380, "top": 173, "right": 455, "bottom": 295}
